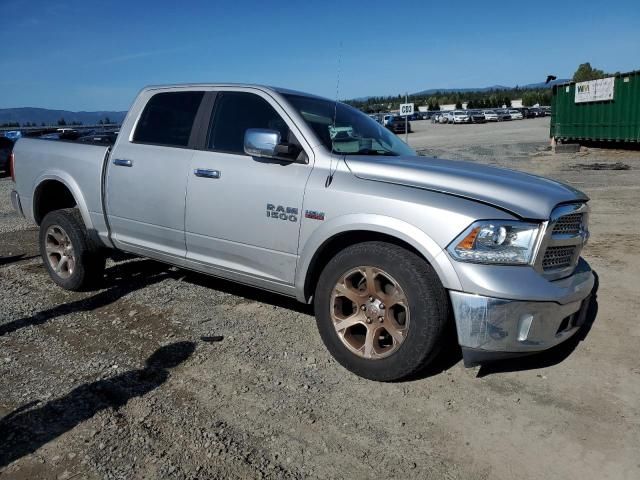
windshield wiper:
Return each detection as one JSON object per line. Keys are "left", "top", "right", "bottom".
{"left": 356, "top": 148, "right": 398, "bottom": 156}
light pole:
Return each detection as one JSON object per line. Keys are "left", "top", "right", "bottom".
{"left": 405, "top": 92, "right": 408, "bottom": 144}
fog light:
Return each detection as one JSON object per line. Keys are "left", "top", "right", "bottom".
{"left": 518, "top": 314, "right": 534, "bottom": 341}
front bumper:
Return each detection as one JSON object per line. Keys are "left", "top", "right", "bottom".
{"left": 450, "top": 263, "right": 594, "bottom": 366}
{"left": 10, "top": 189, "right": 23, "bottom": 217}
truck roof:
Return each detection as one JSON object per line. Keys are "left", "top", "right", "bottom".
{"left": 140, "top": 83, "right": 330, "bottom": 101}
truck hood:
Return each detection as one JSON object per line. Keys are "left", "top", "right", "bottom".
{"left": 344, "top": 155, "right": 588, "bottom": 219}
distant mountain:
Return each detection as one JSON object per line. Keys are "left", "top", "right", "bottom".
{"left": 412, "top": 85, "right": 510, "bottom": 96}
{"left": 0, "top": 107, "right": 126, "bottom": 126}
{"left": 411, "top": 79, "right": 569, "bottom": 97}
{"left": 350, "top": 79, "right": 571, "bottom": 101}
{"left": 518, "top": 79, "right": 571, "bottom": 89}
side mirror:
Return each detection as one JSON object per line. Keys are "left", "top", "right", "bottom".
{"left": 244, "top": 128, "right": 281, "bottom": 158}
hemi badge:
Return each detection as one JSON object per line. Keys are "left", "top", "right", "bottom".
{"left": 305, "top": 210, "right": 325, "bottom": 221}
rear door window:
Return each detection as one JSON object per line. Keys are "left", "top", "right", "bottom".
{"left": 133, "top": 91, "right": 204, "bottom": 147}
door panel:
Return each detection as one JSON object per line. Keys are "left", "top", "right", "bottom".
{"left": 106, "top": 143, "right": 194, "bottom": 256}
{"left": 106, "top": 90, "right": 205, "bottom": 257}
{"left": 185, "top": 150, "right": 309, "bottom": 283}
{"left": 184, "top": 90, "right": 312, "bottom": 285}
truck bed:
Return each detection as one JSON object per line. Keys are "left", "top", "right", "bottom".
{"left": 12, "top": 137, "right": 110, "bottom": 233}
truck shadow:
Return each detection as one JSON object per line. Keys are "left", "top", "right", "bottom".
{"left": 0, "top": 254, "right": 39, "bottom": 267}
{"left": 476, "top": 271, "right": 600, "bottom": 378}
{"left": 0, "top": 259, "right": 177, "bottom": 337}
{"left": 177, "top": 268, "right": 313, "bottom": 315}
{"left": 0, "top": 341, "right": 195, "bottom": 468}
{"left": 164, "top": 261, "right": 464, "bottom": 381}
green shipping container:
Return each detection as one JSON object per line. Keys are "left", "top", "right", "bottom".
{"left": 551, "top": 70, "right": 640, "bottom": 143}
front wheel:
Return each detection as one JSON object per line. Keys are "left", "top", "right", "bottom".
{"left": 314, "top": 242, "right": 449, "bottom": 381}
{"left": 40, "top": 209, "right": 105, "bottom": 291}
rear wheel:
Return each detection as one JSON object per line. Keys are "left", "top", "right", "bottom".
{"left": 314, "top": 241, "right": 449, "bottom": 381}
{"left": 40, "top": 209, "right": 105, "bottom": 291}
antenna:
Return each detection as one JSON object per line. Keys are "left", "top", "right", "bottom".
{"left": 332, "top": 41, "right": 342, "bottom": 129}
{"left": 326, "top": 41, "right": 343, "bottom": 188}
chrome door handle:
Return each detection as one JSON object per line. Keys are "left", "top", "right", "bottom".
{"left": 194, "top": 168, "right": 221, "bottom": 179}
{"left": 113, "top": 158, "right": 133, "bottom": 167}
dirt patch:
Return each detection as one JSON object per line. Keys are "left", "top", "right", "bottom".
{"left": 570, "top": 162, "right": 631, "bottom": 171}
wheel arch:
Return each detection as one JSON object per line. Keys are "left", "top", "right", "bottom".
{"left": 296, "top": 214, "right": 462, "bottom": 303}
{"left": 32, "top": 173, "right": 93, "bottom": 230}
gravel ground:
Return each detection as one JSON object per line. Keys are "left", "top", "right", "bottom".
{"left": 1, "top": 118, "right": 639, "bottom": 479}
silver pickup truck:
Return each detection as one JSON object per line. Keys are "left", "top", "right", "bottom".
{"left": 10, "top": 84, "right": 594, "bottom": 381}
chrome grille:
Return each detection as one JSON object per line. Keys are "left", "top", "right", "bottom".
{"left": 535, "top": 203, "right": 589, "bottom": 280}
{"left": 542, "top": 246, "right": 576, "bottom": 270}
{"left": 552, "top": 213, "right": 583, "bottom": 236}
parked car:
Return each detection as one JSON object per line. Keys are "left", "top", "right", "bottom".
{"left": 468, "top": 110, "right": 486, "bottom": 124}
{"left": 381, "top": 114, "right": 394, "bottom": 126}
{"left": 0, "top": 136, "right": 13, "bottom": 173}
{"left": 11, "top": 83, "right": 594, "bottom": 381}
{"left": 518, "top": 108, "right": 536, "bottom": 119}
{"left": 440, "top": 111, "right": 454, "bottom": 123}
{"left": 482, "top": 110, "right": 499, "bottom": 122}
{"left": 77, "top": 130, "right": 118, "bottom": 145}
{"left": 386, "top": 115, "right": 412, "bottom": 133}
{"left": 3, "top": 130, "right": 22, "bottom": 141}
{"left": 56, "top": 128, "right": 81, "bottom": 140}
{"left": 508, "top": 109, "right": 524, "bottom": 120}
{"left": 451, "top": 111, "right": 470, "bottom": 124}
{"left": 496, "top": 109, "right": 512, "bottom": 121}
{"left": 431, "top": 112, "right": 443, "bottom": 123}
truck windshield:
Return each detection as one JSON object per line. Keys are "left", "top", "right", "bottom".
{"left": 283, "top": 94, "right": 415, "bottom": 156}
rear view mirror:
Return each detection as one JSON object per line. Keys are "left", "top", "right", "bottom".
{"left": 244, "top": 128, "right": 280, "bottom": 158}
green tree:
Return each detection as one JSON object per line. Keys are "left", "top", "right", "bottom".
{"left": 57, "top": 118, "right": 67, "bottom": 126}
{"left": 455, "top": 101, "right": 462, "bottom": 109}
{"left": 573, "top": 62, "right": 606, "bottom": 82}
{"left": 522, "top": 92, "right": 535, "bottom": 107}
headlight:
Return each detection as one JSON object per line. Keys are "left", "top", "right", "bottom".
{"left": 447, "top": 220, "right": 541, "bottom": 265}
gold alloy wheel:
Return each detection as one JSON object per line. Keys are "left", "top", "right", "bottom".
{"left": 330, "top": 266, "right": 410, "bottom": 359}
{"left": 45, "top": 225, "right": 76, "bottom": 279}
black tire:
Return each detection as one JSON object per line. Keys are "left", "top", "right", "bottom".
{"left": 314, "top": 241, "right": 449, "bottom": 381}
{"left": 39, "top": 208, "right": 105, "bottom": 291}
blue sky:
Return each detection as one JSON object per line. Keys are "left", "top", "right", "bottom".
{"left": 0, "top": 0, "right": 638, "bottom": 111}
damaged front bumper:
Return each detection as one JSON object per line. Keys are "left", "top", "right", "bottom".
{"left": 450, "top": 266, "right": 594, "bottom": 367}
